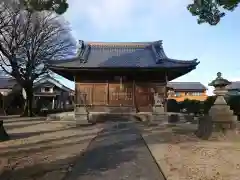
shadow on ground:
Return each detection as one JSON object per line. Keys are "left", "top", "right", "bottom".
{"left": 0, "top": 125, "right": 103, "bottom": 180}
{"left": 7, "top": 125, "right": 98, "bottom": 141}
{"left": 0, "top": 117, "right": 167, "bottom": 180}
{"left": 0, "top": 123, "right": 141, "bottom": 180}
{"left": 1, "top": 114, "right": 213, "bottom": 180}
{"left": 4, "top": 121, "right": 44, "bottom": 130}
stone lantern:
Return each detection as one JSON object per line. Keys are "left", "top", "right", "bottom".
{"left": 208, "top": 72, "right": 238, "bottom": 131}
{"left": 196, "top": 72, "right": 239, "bottom": 140}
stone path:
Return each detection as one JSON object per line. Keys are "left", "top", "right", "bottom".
{"left": 64, "top": 120, "right": 166, "bottom": 180}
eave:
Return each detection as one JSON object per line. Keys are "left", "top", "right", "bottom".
{"left": 49, "top": 63, "right": 199, "bottom": 82}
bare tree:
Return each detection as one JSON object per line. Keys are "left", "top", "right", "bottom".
{"left": 0, "top": 2, "right": 76, "bottom": 116}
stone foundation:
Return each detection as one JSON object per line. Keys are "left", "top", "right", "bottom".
{"left": 47, "top": 105, "right": 168, "bottom": 125}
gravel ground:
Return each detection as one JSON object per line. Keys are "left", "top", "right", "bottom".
{"left": 65, "top": 120, "right": 166, "bottom": 180}
{"left": 0, "top": 118, "right": 102, "bottom": 180}
{"left": 140, "top": 123, "right": 240, "bottom": 180}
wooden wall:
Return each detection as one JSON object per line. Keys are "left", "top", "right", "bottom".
{"left": 75, "top": 76, "right": 166, "bottom": 112}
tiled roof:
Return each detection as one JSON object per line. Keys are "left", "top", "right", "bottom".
{"left": 34, "top": 75, "right": 74, "bottom": 91}
{"left": 167, "top": 82, "right": 207, "bottom": 90}
{"left": 48, "top": 40, "right": 199, "bottom": 68}
{"left": 0, "top": 77, "right": 16, "bottom": 89}
{"left": 227, "top": 81, "right": 240, "bottom": 90}
{"left": 0, "top": 76, "right": 73, "bottom": 92}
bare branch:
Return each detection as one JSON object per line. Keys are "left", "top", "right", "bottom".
{"left": 0, "top": 1, "right": 76, "bottom": 86}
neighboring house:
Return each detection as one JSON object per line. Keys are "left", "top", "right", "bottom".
{"left": 0, "top": 77, "right": 22, "bottom": 114}
{"left": 0, "top": 77, "right": 16, "bottom": 96}
{"left": 33, "top": 75, "right": 74, "bottom": 110}
{"left": 167, "top": 82, "right": 208, "bottom": 101}
{"left": 0, "top": 75, "right": 74, "bottom": 111}
{"left": 226, "top": 81, "right": 240, "bottom": 96}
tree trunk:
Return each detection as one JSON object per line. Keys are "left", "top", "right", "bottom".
{"left": 0, "top": 120, "right": 9, "bottom": 141}
{"left": 22, "top": 86, "right": 34, "bottom": 117}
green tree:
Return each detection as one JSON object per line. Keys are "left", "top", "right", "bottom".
{"left": 3, "top": 0, "right": 69, "bottom": 14}
{"left": 188, "top": 0, "right": 240, "bottom": 25}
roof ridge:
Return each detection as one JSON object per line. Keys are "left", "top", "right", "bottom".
{"left": 82, "top": 40, "right": 162, "bottom": 48}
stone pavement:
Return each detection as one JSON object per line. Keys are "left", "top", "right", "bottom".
{"left": 64, "top": 119, "right": 166, "bottom": 180}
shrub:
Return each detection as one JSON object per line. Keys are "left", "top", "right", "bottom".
{"left": 203, "top": 96, "right": 216, "bottom": 114}
{"left": 201, "top": 95, "right": 240, "bottom": 120}
{"left": 166, "top": 99, "right": 180, "bottom": 112}
{"left": 227, "top": 95, "right": 240, "bottom": 116}
{"left": 180, "top": 99, "right": 202, "bottom": 115}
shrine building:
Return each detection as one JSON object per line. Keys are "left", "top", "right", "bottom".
{"left": 48, "top": 40, "right": 199, "bottom": 124}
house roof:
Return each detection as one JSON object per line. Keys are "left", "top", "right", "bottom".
{"left": 227, "top": 81, "right": 240, "bottom": 90}
{"left": 48, "top": 40, "right": 199, "bottom": 69}
{"left": 0, "top": 75, "right": 74, "bottom": 92}
{"left": 167, "top": 82, "right": 207, "bottom": 91}
{"left": 34, "top": 75, "right": 74, "bottom": 91}
{"left": 0, "top": 77, "right": 16, "bottom": 89}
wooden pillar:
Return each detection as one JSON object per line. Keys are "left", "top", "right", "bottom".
{"left": 52, "top": 97, "right": 55, "bottom": 109}
{"left": 164, "top": 73, "right": 168, "bottom": 112}
{"left": 106, "top": 80, "right": 109, "bottom": 105}
{"left": 91, "top": 84, "right": 94, "bottom": 105}
{"left": 74, "top": 76, "right": 77, "bottom": 105}
{"left": 132, "top": 80, "right": 136, "bottom": 108}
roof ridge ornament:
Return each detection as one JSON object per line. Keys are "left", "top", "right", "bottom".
{"left": 77, "top": 40, "right": 89, "bottom": 64}
{"left": 76, "top": 40, "right": 84, "bottom": 57}
{"left": 153, "top": 40, "right": 163, "bottom": 46}
{"left": 151, "top": 40, "right": 167, "bottom": 64}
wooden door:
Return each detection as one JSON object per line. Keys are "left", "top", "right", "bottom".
{"left": 135, "top": 84, "right": 153, "bottom": 112}
{"left": 92, "top": 83, "right": 107, "bottom": 105}
{"left": 109, "top": 83, "right": 133, "bottom": 106}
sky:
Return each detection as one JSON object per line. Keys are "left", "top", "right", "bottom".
{"left": 55, "top": 0, "right": 240, "bottom": 95}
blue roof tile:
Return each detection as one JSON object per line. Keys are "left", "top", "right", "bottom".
{"left": 49, "top": 40, "right": 199, "bottom": 68}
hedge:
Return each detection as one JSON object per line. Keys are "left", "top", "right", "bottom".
{"left": 178, "top": 95, "right": 240, "bottom": 121}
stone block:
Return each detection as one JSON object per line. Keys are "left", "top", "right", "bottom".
{"left": 152, "top": 113, "right": 165, "bottom": 121}
{"left": 75, "top": 106, "right": 90, "bottom": 125}
{"left": 136, "top": 113, "right": 152, "bottom": 122}
{"left": 183, "top": 114, "right": 195, "bottom": 122}
{"left": 152, "top": 106, "right": 165, "bottom": 114}
{"left": 168, "top": 114, "right": 180, "bottom": 123}
{"left": 47, "top": 112, "right": 75, "bottom": 121}
{"left": 195, "top": 115, "right": 213, "bottom": 140}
